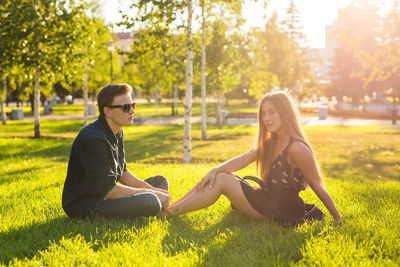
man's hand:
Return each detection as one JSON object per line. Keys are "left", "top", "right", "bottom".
{"left": 152, "top": 191, "right": 171, "bottom": 210}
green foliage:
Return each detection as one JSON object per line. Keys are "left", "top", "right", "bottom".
{"left": 280, "top": 1, "right": 317, "bottom": 101}
{"left": 249, "top": 14, "right": 289, "bottom": 97}
{"left": 124, "top": 30, "right": 186, "bottom": 99}
{"left": 206, "top": 19, "right": 241, "bottom": 97}
{"left": 3, "top": 0, "right": 86, "bottom": 80}
{"left": 0, "top": 0, "right": 115, "bottom": 103}
{"left": 0, "top": 123, "right": 399, "bottom": 265}
{"left": 328, "top": 1, "right": 380, "bottom": 103}
{"left": 119, "top": 0, "right": 248, "bottom": 100}
{"left": 358, "top": 0, "right": 400, "bottom": 113}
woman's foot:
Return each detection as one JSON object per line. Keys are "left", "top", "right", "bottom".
{"left": 159, "top": 206, "right": 177, "bottom": 218}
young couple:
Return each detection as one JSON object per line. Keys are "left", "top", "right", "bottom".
{"left": 62, "top": 83, "right": 342, "bottom": 225}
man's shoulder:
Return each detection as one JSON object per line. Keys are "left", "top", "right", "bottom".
{"left": 75, "top": 120, "right": 107, "bottom": 144}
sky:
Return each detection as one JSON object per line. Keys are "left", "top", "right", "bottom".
{"left": 99, "top": 0, "right": 353, "bottom": 49}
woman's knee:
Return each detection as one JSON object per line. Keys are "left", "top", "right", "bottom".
{"left": 214, "top": 172, "right": 237, "bottom": 189}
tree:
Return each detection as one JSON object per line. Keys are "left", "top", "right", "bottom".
{"left": 121, "top": 0, "right": 196, "bottom": 163}
{"left": 249, "top": 14, "right": 283, "bottom": 99}
{"left": 122, "top": 27, "right": 185, "bottom": 111}
{"left": 119, "top": 0, "right": 245, "bottom": 161}
{"left": 361, "top": 0, "right": 400, "bottom": 124}
{"left": 183, "top": 0, "right": 193, "bottom": 163}
{"left": 0, "top": 1, "right": 26, "bottom": 124}
{"left": 1, "top": 0, "right": 89, "bottom": 137}
{"left": 69, "top": 3, "right": 113, "bottom": 126}
{"left": 200, "top": 0, "right": 208, "bottom": 140}
{"left": 281, "top": 0, "right": 315, "bottom": 101}
{"left": 197, "top": 0, "right": 244, "bottom": 135}
{"left": 206, "top": 19, "right": 241, "bottom": 129}
{"left": 328, "top": 1, "right": 380, "bottom": 104}
{"left": 202, "top": 0, "right": 245, "bottom": 129}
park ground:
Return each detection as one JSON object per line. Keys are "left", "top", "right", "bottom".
{"left": 0, "top": 103, "right": 399, "bottom": 266}
{"left": 4, "top": 100, "right": 397, "bottom": 127}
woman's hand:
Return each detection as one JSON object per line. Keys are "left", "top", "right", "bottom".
{"left": 334, "top": 217, "right": 343, "bottom": 226}
{"left": 196, "top": 168, "right": 219, "bottom": 192}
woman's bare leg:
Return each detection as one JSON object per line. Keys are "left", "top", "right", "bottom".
{"left": 167, "top": 173, "right": 263, "bottom": 217}
{"left": 167, "top": 180, "right": 202, "bottom": 209}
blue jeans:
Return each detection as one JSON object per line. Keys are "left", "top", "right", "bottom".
{"left": 93, "top": 175, "right": 169, "bottom": 219}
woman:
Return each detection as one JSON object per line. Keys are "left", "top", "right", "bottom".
{"left": 167, "top": 91, "right": 342, "bottom": 225}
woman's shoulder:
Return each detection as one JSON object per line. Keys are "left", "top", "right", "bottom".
{"left": 287, "top": 139, "right": 314, "bottom": 169}
{"left": 288, "top": 139, "right": 312, "bottom": 157}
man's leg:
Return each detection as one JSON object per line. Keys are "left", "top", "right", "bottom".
{"left": 93, "top": 193, "right": 161, "bottom": 219}
{"left": 144, "top": 175, "right": 169, "bottom": 191}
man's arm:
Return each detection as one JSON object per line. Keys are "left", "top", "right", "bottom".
{"left": 119, "top": 170, "right": 153, "bottom": 189}
{"left": 104, "top": 181, "right": 171, "bottom": 208}
{"left": 111, "top": 170, "right": 170, "bottom": 208}
{"left": 104, "top": 184, "right": 154, "bottom": 199}
{"left": 119, "top": 170, "right": 170, "bottom": 195}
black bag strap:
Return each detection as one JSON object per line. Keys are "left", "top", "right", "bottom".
{"left": 234, "top": 174, "right": 265, "bottom": 188}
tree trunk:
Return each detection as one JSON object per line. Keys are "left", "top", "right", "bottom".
{"left": 1, "top": 78, "right": 7, "bottom": 125}
{"left": 183, "top": 0, "right": 193, "bottom": 164}
{"left": 392, "top": 89, "right": 397, "bottom": 125}
{"left": 216, "top": 94, "right": 223, "bottom": 129}
{"left": 33, "top": 0, "right": 40, "bottom": 138}
{"left": 83, "top": 70, "right": 88, "bottom": 127}
{"left": 155, "top": 85, "right": 160, "bottom": 110}
{"left": 34, "top": 65, "right": 41, "bottom": 138}
{"left": 174, "top": 84, "right": 178, "bottom": 116}
{"left": 201, "top": 2, "right": 207, "bottom": 140}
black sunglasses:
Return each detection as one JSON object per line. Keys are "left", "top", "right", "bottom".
{"left": 107, "top": 103, "right": 136, "bottom": 113}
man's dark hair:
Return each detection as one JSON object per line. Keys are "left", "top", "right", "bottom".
{"left": 97, "top": 83, "right": 133, "bottom": 116}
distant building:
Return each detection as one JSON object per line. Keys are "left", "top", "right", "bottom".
{"left": 115, "top": 32, "right": 135, "bottom": 52}
{"left": 308, "top": 23, "right": 341, "bottom": 85}
{"left": 308, "top": 48, "right": 331, "bottom": 85}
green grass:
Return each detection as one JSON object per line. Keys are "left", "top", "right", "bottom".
{"left": 130, "top": 101, "right": 258, "bottom": 118}
{"left": 0, "top": 122, "right": 399, "bottom": 266}
{"left": 5, "top": 104, "right": 94, "bottom": 116}
{"left": 5, "top": 100, "right": 258, "bottom": 118}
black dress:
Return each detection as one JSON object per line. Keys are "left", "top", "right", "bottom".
{"left": 240, "top": 140, "right": 323, "bottom": 225}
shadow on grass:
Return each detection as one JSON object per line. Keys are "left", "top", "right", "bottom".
{"left": 322, "top": 145, "right": 400, "bottom": 182}
{"left": 142, "top": 157, "right": 223, "bottom": 164}
{"left": 0, "top": 215, "right": 155, "bottom": 265}
{"left": 0, "top": 120, "right": 83, "bottom": 138}
{"left": 0, "top": 139, "right": 72, "bottom": 163}
{"left": 162, "top": 211, "right": 314, "bottom": 265}
{"left": 40, "top": 120, "right": 84, "bottom": 134}
{"left": 124, "top": 126, "right": 181, "bottom": 162}
{"left": 124, "top": 126, "right": 250, "bottom": 163}
{"left": 0, "top": 166, "right": 55, "bottom": 186}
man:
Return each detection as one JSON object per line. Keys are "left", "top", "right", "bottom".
{"left": 62, "top": 83, "right": 170, "bottom": 219}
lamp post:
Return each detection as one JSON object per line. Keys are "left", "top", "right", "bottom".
{"left": 105, "top": 41, "right": 114, "bottom": 83}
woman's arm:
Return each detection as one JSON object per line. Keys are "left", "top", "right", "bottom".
{"left": 197, "top": 149, "right": 257, "bottom": 191}
{"left": 288, "top": 142, "right": 342, "bottom": 224}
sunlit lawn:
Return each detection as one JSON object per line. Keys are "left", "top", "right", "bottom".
{"left": 5, "top": 104, "right": 93, "bottom": 116}
{"left": 0, "top": 121, "right": 399, "bottom": 266}
{"left": 5, "top": 100, "right": 259, "bottom": 118}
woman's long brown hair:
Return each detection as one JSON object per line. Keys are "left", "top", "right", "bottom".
{"left": 256, "top": 91, "right": 323, "bottom": 189}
